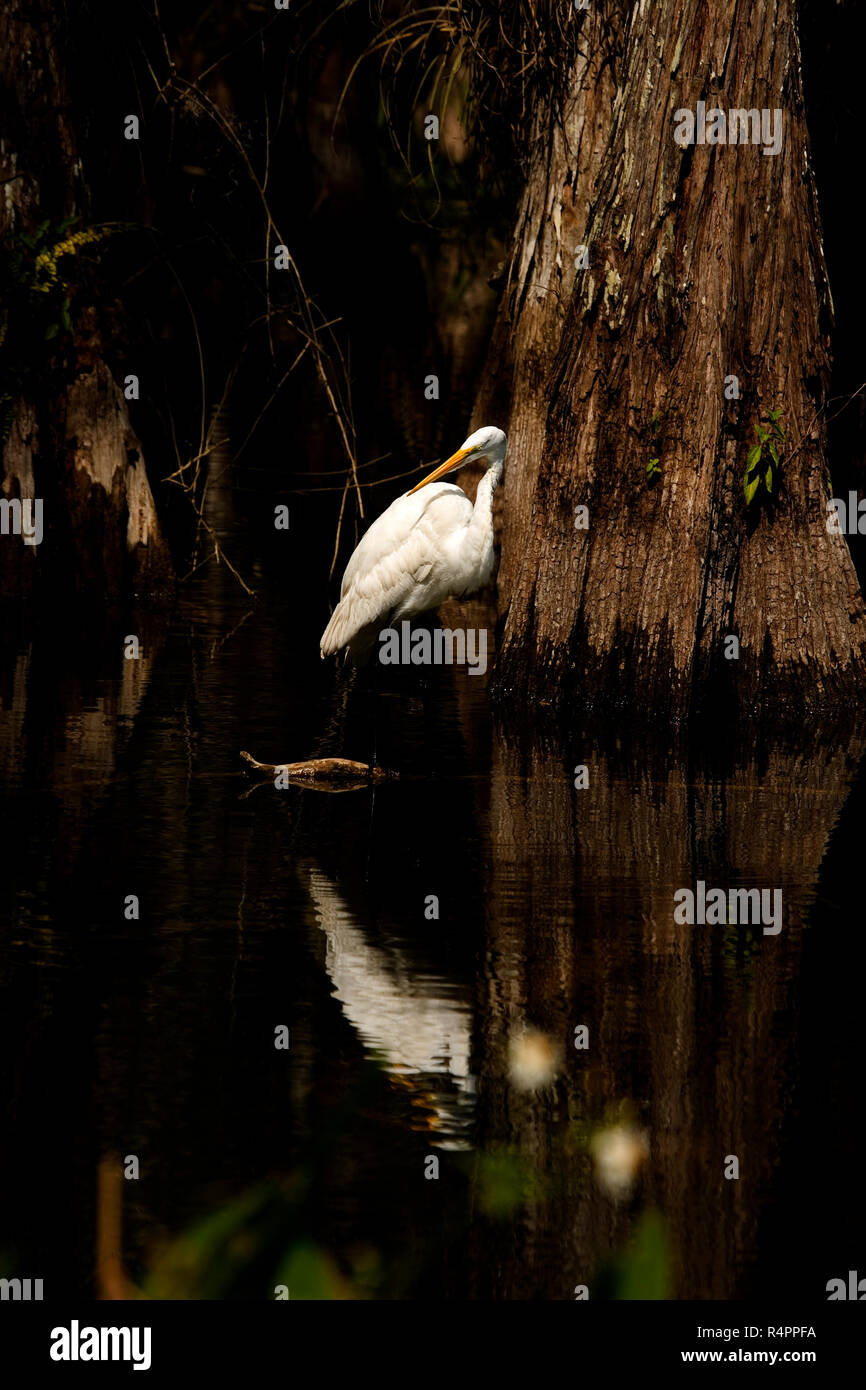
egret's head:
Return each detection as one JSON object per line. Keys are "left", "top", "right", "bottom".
{"left": 408, "top": 425, "right": 507, "bottom": 494}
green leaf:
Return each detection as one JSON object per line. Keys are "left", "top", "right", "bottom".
{"left": 764, "top": 466, "right": 773, "bottom": 491}
{"left": 756, "top": 425, "right": 769, "bottom": 443}
{"left": 475, "top": 1150, "right": 530, "bottom": 1219}
{"left": 647, "top": 456, "right": 661, "bottom": 481}
{"left": 746, "top": 443, "right": 762, "bottom": 474}
{"left": 768, "top": 441, "right": 779, "bottom": 466}
{"left": 45, "top": 322, "right": 59, "bottom": 340}
{"left": 612, "top": 1210, "right": 671, "bottom": 1302}
{"left": 744, "top": 471, "right": 761, "bottom": 505}
{"left": 273, "top": 1242, "right": 358, "bottom": 1301}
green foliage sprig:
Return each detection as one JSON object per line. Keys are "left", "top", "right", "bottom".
{"left": 743, "top": 409, "right": 784, "bottom": 506}
{"left": 646, "top": 411, "right": 662, "bottom": 484}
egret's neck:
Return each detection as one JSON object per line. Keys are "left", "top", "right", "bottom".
{"left": 474, "top": 454, "right": 504, "bottom": 511}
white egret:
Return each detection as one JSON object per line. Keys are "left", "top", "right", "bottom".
{"left": 320, "top": 425, "right": 506, "bottom": 663}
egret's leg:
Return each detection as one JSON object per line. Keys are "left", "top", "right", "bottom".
{"left": 369, "top": 652, "right": 379, "bottom": 771}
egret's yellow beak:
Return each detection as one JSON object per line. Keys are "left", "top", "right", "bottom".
{"left": 407, "top": 446, "right": 472, "bottom": 495}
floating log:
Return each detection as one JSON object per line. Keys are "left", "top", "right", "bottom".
{"left": 239, "top": 751, "right": 392, "bottom": 785}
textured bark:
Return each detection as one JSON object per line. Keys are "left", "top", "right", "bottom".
{"left": 0, "top": 0, "right": 172, "bottom": 596}
{"left": 471, "top": 4, "right": 620, "bottom": 587}
{"left": 480, "top": 0, "right": 866, "bottom": 718}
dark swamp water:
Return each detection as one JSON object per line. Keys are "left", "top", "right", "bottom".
{"left": 2, "top": 424, "right": 866, "bottom": 1303}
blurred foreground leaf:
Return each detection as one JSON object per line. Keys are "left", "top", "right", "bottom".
{"left": 612, "top": 1209, "right": 671, "bottom": 1300}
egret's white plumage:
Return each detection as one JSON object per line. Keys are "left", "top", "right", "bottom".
{"left": 320, "top": 425, "right": 507, "bottom": 662}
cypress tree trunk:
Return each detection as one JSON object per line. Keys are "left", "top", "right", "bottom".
{"left": 483, "top": 0, "right": 866, "bottom": 718}
{"left": 0, "top": 0, "right": 171, "bottom": 596}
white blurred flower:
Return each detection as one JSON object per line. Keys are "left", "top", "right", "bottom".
{"left": 591, "top": 1124, "right": 649, "bottom": 1198}
{"left": 508, "top": 1030, "right": 560, "bottom": 1091}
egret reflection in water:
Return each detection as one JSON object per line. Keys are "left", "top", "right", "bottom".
{"left": 307, "top": 864, "right": 475, "bottom": 1147}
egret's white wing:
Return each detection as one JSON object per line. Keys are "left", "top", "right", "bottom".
{"left": 340, "top": 482, "right": 470, "bottom": 594}
{"left": 321, "top": 483, "right": 472, "bottom": 655}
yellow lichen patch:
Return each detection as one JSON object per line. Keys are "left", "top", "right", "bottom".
{"left": 32, "top": 226, "right": 107, "bottom": 293}
{"left": 604, "top": 265, "right": 622, "bottom": 298}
